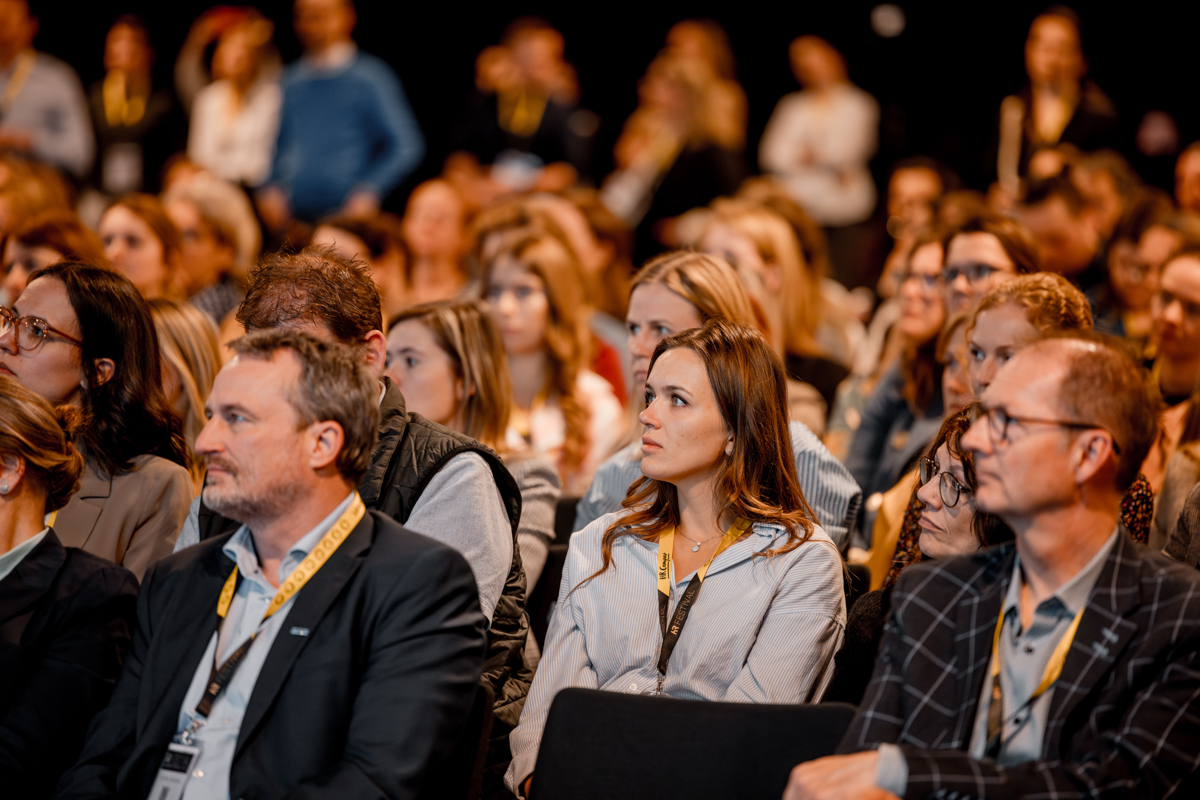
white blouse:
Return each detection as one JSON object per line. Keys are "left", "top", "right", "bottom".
{"left": 188, "top": 79, "right": 282, "bottom": 187}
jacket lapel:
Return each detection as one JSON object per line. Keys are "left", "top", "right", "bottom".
{"left": 233, "top": 514, "right": 374, "bottom": 760}
{"left": 52, "top": 465, "right": 111, "bottom": 552}
{"left": 0, "top": 531, "right": 65, "bottom": 639}
{"left": 1044, "top": 533, "right": 1141, "bottom": 737}
{"left": 953, "top": 545, "right": 1014, "bottom": 747}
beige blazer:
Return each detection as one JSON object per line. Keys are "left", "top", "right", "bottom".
{"left": 54, "top": 454, "right": 194, "bottom": 581}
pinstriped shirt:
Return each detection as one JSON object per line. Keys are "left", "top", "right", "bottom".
{"left": 505, "top": 512, "right": 847, "bottom": 790}
{"left": 574, "top": 421, "right": 862, "bottom": 548}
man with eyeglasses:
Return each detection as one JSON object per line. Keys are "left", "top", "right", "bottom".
{"left": 1150, "top": 249, "right": 1200, "bottom": 406}
{"left": 785, "top": 333, "right": 1200, "bottom": 800}
{"left": 942, "top": 216, "right": 1038, "bottom": 316}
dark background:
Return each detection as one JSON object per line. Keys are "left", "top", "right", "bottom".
{"left": 31, "top": 1, "right": 1200, "bottom": 210}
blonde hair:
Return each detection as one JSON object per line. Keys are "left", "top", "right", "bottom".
{"left": 706, "top": 198, "right": 824, "bottom": 357}
{"left": 631, "top": 250, "right": 758, "bottom": 328}
{"left": 148, "top": 299, "right": 221, "bottom": 491}
{"left": 483, "top": 226, "right": 589, "bottom": 475}
{"left": 389, "top": 300, "right": 512, "bottom": 450}
{"left": 0, "top": 376, "right": 84, "bottom": 512}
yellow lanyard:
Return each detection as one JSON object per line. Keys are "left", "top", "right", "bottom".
{"left": 45, "top": 509, "right": 57, "bottom": 528}
{"left": 1, "top": 50, "right": 34, "bottom": 115}
{"left": 656, "top": 517, "right": 752, "bottom": 603}
{"left": 990, "top": 598, "right": 1086, "bottom": 702}
{"left": 217, "top": 493, "right": 366, "bottom": 621}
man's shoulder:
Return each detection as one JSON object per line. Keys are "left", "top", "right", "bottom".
{"left": 31, "top": 50, "right": 82, "bottom": 86}
{"left": 893, "top": 545, "right": 1014, "bottom": 602}
{"left": 360, "top": 510, "right": 475, "bottom": 577}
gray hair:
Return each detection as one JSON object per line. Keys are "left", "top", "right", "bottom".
{"left": 228, "top": 329, "right": 379, "bottom": 482}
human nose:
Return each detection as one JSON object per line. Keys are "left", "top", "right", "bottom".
{"left": 915, "top": 473, "right": 942, "bottom": 509}
{"left": 494, "top": 289, "right": 518, "bottom": 316}
{"left": 1162, "top": 298, "right": 1185, "bottom": 326}
{"left": 193, "top": 416, "right": 222, "bottom": 457}
{"left": 638, "top": 398, "right": 660, "bottom": 429}
{"left": 0, "top": 318, "right": 17, "bottom": 354}
{"left": 628, "top": 327, "right": 654, "bottom": 359}
{"left": 974, "top": 356, "right": 996, "bottom": 394}
{"left": 960, "top": 415, "right": 991, "bottom": 456}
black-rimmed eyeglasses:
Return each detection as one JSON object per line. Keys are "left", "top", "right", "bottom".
{"left": 918, "top": 456, "right": 971, "bottom": 508}
{"left": 969, "top": 404, "right": 1121, "bottom": 455}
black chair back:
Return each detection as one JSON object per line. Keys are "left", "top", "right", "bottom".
{"left": 530, "top": 688, "right": 856, "bottom": 799}
{"left": 424, "top": 682, "right": 494, "bottom": 800}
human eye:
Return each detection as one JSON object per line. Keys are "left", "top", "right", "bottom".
{"left": 514, "top": 287, "right": 534, "bottom": 301}
{"left": 653, "top": 325, "right": 671, "bottom": 337}
{"left": 405, "top": 356, "right": 419, "bottom": 368}
{"left": 627, "top": 322, "right": 641, "bottom": 336}
{"left": 671, "top": 394, "right": 687, "bottom": 407}
{"left": 969, "top": 344, "right": 985, "bottom": 363}
{"left": 484, "top": 286, "right": 503, "bottom": 302}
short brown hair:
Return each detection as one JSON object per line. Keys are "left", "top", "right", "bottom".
{"left": 106, "top": 194, "right": 181, "bottom": 266}
{"left": 6, "top": 209, "right": 107, "bottom": 266}
{"left": 1039, "top": 332, "right": 1162, "bottom": 491}
{"left": 0, "top": 375, "right": 84, "bottom": 512}
{"left": 969, "top": 272, "right": 1093, "bottom": 340}
{"left": 237, "top": 245, "right": 383, "bottom": 343}
{"left": 945, "top": 215, "right": 1039, "bottom": 275}
{"left": 228, "top": 329, "right": 380, "bottom": 482}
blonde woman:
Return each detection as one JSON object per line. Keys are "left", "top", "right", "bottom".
{"left": 699, "top": 198, "right": 863, "bottom": 402}
{"left": 148, "top": 299, "right": 221, "bottom": 493}
{"left": 385, "top": 299, "right": 562, "bottom": 589}
{"left": 482, "top": 226, "right": 623, "bottom": 494}
{"left": 575, "top": 250, "right": 860, "bottom": 549}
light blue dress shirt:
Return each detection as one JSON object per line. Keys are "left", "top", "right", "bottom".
{"left": 506, "top": 511, "right": 847, "bottom": 791}
{"left": 0, "top": 527, "right": 47, "bottom": 583}
{"left": 874, "top": 530, "right": 1118, "bottom": 796}
{"left": 173, "top": 492, "right": 356, "bottom": 800}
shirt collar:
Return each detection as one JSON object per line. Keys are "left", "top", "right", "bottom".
{"left": 223, "top": 491, "right": 357, "bottom": 587}
{"left": 0, "top": 527, "right": 48, "bottom": 583}
{"left": 1005, "top": 527, "right": 1119, "bottom": 618}
{"left": 303, "top": 41, "right": 357, "bottom": 71}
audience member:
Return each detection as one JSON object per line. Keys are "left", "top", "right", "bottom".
{"left": 386, "top": 299, "right": 560, "bottom": 592}
{"left": 0, "top": 156, "right": 71, "bottom": 235}
{"left": 55, "top": 330, "right": 487, "bottom": 799}
{"left": 1151, "top": 384, "right": 1200, "bottom": 551}
{"left": 942, "top": 215, "right": 1039, "bottom": 316}
{"left": 1, "top": 209, "right": 106, "bottom": 304}
{"left": 162, "top": 174, "right": 258, "bottom": 325}
{"left": 1019, "top": 171, "right": 1103, "bottom": 289}
{"left": 148, "top": 298, "right": 221, "bottom": 494}
{"left": 1070, "top": 149, "right": 1139, "bottom": 243}
{"left": 0, "top": 262, "right": 192, "bottom": 579}
{"left": 97, "top": 194, "right": 181, "bottom": 300}
{"left": 186, "top": 9, "right": 282, "bottom": 187}
{"left": 785, "top": 334, "right": 1196, "bottom": 800}
{"left": 1151, "top": 249, "right": 1200, "bottom": 407}
{"left": 700, "top": 198, "right": 860, "bottom": 406}
{"left": 446, "top": 18, "right": 588, "bottom": 209}
{"left": 759, "top": 35, "right": 878, "bottom": 265}
{"left": 826, "top": 405, "right": 1014, "bottom": 705}
{"left": 257, "top": 0, "right": 424, "bottom": 227}
{"left": 574, "top": 250, "right": 861, "bottom": 547}
{"left": 401, "top": 179, "right": 470, "bottom": 305}
{"left": 876, "top": 158, "right": 950, "bottom": 299}
{"left": 171, "top": 247, "right": 533, "bottom": 740}
{"left": 87, "top": 16, "right": 180, "bottom": 197}
{"left": 311, "top": 212, "right": 409, "bottom": 318}
{"left": 483, "top": 226, "right": 624, "bottom": 493}
{"left": 508, "top": 320, "right": 846, "bottom": 795}
{"left": 1175, "top": 141, "right": 1200, "bottom": 214}
{"left": 995, "top": 9, "right": 1117, "bottom": 189}
{"left": 601, "top": 53, "right": 746, "bottom": 264}
{"left": 0, "top": 0, "right": 93, "bottom": 178}
{"left": 0, "top": 376, "right": 136, "bottom": 799}
{"left": 663, "top": 19, "right": 747, "bottom": 153}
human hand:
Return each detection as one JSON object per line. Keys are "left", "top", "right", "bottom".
{"left": 783, "top": 751, "right": 898, "bottom": 800}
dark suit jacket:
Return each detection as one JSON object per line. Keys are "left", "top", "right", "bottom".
{"left": 0, "top": 529, "right": 137, "bottom": 799}
{"left": 55, "top": 510, "right": 488, "bottom": 800}
{"left": 839, "top": 533, "right": 1200, "bottom": 799}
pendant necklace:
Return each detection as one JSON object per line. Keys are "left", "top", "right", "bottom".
{"left": 676, "top": 530, "right": 718, "bottom": 552}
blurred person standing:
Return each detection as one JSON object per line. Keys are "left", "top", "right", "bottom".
{"left": 0, "top": 0, "right": 92, "bottom": 179}
{"left": 0, "top": 262, "right": 192, "bottom": 579}
{"left": 759, "top": 35, "right": 879, "bottom": 288}
{"left": 162, "top": 175, "right": 259, "bottom": 325}
{"left": 1, "top": 209, "right": 106, "bottom": 304}
{"left": 663, "top": 19, "right": 747, "bottom": 153}
{"left": 257, "top": 0, "right": 424, "bottom": 229}
{"left": 186, "top": 9, "right": 281, "bottom": 188}
{"left": 86, "top": 16, "right": 181, "bottom": 199}
{"left": 97, "top": 194, "right": 181, "bottom": 300}
{"left": 1150, "top": 250, "right": 1200, "bottom": 408}
{"left": 55, "top": 330, "right": 487, "bottom": 800}
{"left": 0, "top": 376, "right": 138, "bottom": 799}
{"left": 401, "top": 178, "right": 470, "bottom": 305}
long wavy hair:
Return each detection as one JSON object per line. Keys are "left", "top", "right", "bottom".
{"left": 581, "top": 320, "right": 820, "bottom": 586}
{"left": 28, "top": 262, "right": 188, "bottom": 478}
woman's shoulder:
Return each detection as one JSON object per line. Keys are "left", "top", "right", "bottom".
{"left": 113, "top": 455, "right": 194, "bottom": 496}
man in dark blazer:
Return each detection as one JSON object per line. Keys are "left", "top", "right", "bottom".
{"left": 55, "top": 330, "right": 487, "bottom": 800}
{"left": 787, "top": 334, "right": 1200, "bottom": 800}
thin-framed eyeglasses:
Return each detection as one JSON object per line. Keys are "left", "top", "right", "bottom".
{"left": 897, "top": 270, "right": 942, "bottom": 294}
{"left": 943, "top": 261, "right": 1003, "bottom": 286}
{"left": 969, "top": 404, "right": 1121, "bottom": 454}
{"left": 918, "top": 455, "right": 971, "bottom": 508}
{"left": 0, "top": 306, "right": 83, "bottom": 353}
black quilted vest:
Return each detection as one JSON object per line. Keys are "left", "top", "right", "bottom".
{"left": 196, "top": 379, "right": 532, "bottom": 728}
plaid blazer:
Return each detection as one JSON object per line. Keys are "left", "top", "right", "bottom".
{"left": 839, "top": 533, "right": 1200, "bottom": 799}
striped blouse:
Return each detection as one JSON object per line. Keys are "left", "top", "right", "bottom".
{"left": 574, "top": 420, "right": 863, "bottom": 548}
{"left": 505, "top": 512, "right": 847, "bottom": 790}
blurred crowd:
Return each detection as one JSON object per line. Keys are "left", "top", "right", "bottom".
{"left": 6, "top": 1, "right": 1200, "bottom": 798}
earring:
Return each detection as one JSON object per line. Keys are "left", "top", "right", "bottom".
{"left": 725, "top": 442, "right": 734, "bottom": 456}
{"left": 0, "top": 484, "right": 8, "bottom": 494}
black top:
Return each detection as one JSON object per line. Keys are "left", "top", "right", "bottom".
{"left": 0, "top": 528, "right": 137, "bottom": 799}
{"left": 823, "top": 586, "right": 892, "bottom": 706}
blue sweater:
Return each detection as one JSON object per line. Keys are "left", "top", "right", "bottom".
{"left": 270, "top": 52, "right": 425, "bottom": 220}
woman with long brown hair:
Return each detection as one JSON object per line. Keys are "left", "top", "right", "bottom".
{"left": 505, "top": 320, "right": 845, "bottom": 795}
{"left": 482, "top": 225, "right": 623, "bottom": 493}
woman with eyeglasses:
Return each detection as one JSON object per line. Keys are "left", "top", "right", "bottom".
{"left": 941, "top": 215, "right": 1038, "bottom": 317}
{"left": 0, "top": 376, "right": 138, "bottom": 798}
{"left": 0, "top": 262, "right": 192, "bottom": 580}
{"left": 825, "top": 405, "right": 1014, "bottom": 704}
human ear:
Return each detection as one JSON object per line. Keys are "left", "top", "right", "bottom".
{"left": 725, "top": 438, "right": 734, "bottom": 456}
{"left": 309, "top": 421, "right": 346, "bottom": 473}
{"left": 0, "top": 455, "right": 26, "bottom": 495}
{"left": 361, "top": 330, "right": 387, "bottom": 380}
{"left": 1073, "top": 430, "right": 1114, "bottom": 485}
{"left": 89, "top": 358, "right": 116, "bottom": 389}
